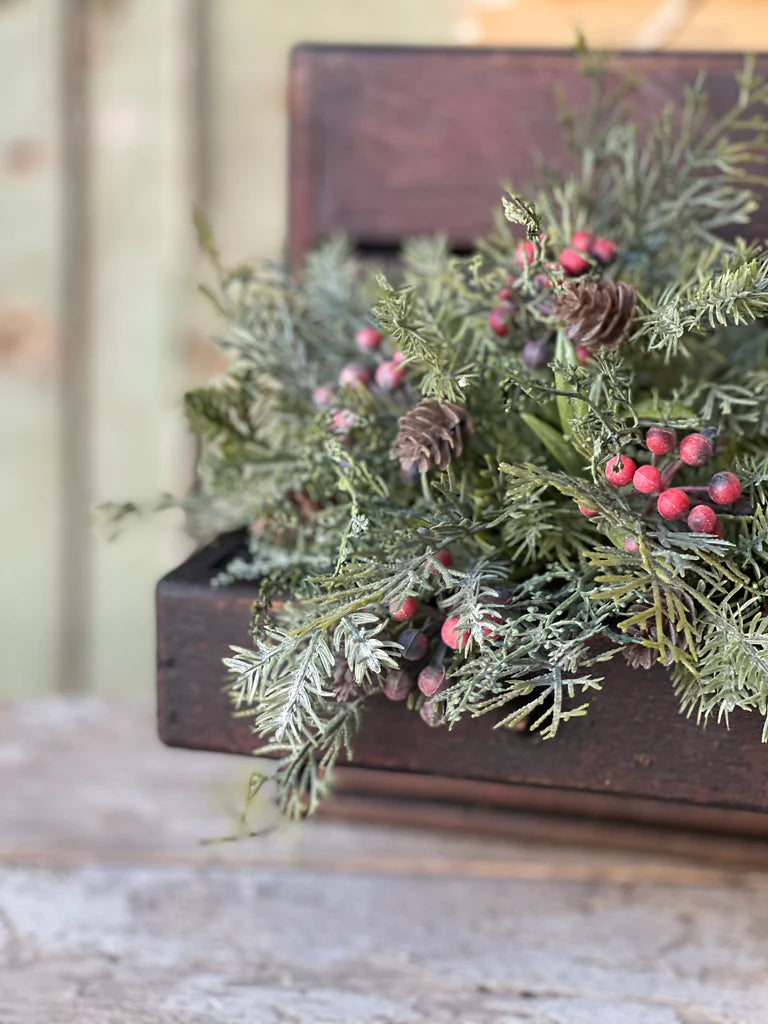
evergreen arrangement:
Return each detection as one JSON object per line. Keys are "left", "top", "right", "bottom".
{"left": 180, "top": 59, "right": 768, "bottom": 818}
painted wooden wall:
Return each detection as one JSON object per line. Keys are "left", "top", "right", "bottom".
{"left": 1, "top": 0, "right": 765, "bottom": 698}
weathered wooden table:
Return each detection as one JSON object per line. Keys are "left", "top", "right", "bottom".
{"left": 3, "top": 697, "right": 768, "bottom": 1023}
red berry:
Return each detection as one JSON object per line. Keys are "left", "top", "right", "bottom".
{"left": 498, "top": 287, "right": 514, "bottom": 301}
{"left": 632, "top": 464, "right": 662, "bottom": 494}
{"left": 312, "top": 384, "right": 333, "bottom": 408}
{"left": 398, "top": 628, "right": 429, "bottom": 661}
{"left": 432, "top": 549, "right": 453, "bottom": 569}
{"left": 515, "top": 240, "right": 536, "bottom": 267}
{"left": 571, "top": 230, "right": 596, "bottom": 252}
{"left": 679, "top": 433, "right": 714, "bottom": 467}
{"left": 355, "top": 326, "right": 382, "bottom": 351}
{"left": 374, "top": 360, "right": 406, "bottom": 390}
{"left": 657, "top": 488, "right": 690, "bottom": 520}
{"left": 605, "top": 455, "right": 637, "bottom": 487}
{"left": 533, "top": 273, "right": 553, "bottom": 292}
{"left": 390, "top": 596, "right": 418, "bottom": 622}
{"left": 578, "top": 505, "right": 598, "bottom": 517}
{"left": 645, "top": 426, "right": 678, "bottom": 455}
{"left": 339, "top": 363, "right": 372, "bottom": 388}
{"left": 623, "top": 536, "right": 640, "bottom": 552}
{"left": 708, "top": 471, "right": 741, "bottom": 505}
{"left": 574, "top": 344, "right": 591, "bottom": 366}
{"left": 687, "top": 504, "right": 718, "bottom": 534}
{"left": 331, "top": 409, "right": 356, "bottom": 433}
{"left": 417, "top": 665, "right": 447, "bottom": 697}
{"left": 392, "top": 351, "right": 407, "bottom": 365}
{"left": 441, "top": 616, "right": 469, "bottom": 651}
{"left": 488, "top": 307, "right": 512, "bottom": 336}
{"left": 560, "top": 248, "right": 591, "bottom": 276}
{"left": 591, "top": 238, "right": 617, "bottom": 265}
{"left": 481, "top": 614, "right": 504, "bottom": 641}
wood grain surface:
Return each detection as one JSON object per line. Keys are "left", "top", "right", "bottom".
{"left": 4, "top": 696, "right": 768, "bottom": 1023}
{"left": 288, "top": 47, "right": 768, "bottom": 268}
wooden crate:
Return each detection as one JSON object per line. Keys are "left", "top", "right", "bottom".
{"left": 158, "top": 47, "right": 768, "bottom": 829}
{"left": 157, "top": 530, "right": 768, "bottom": 826}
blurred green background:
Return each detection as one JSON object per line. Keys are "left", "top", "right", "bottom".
{"left": 1, "top": 0, "right": 764, "bottom": 698}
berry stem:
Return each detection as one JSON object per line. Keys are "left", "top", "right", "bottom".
{"left": 660, "top": 458, "right": 684, "bottom": 488}
{"left": 641, "top": 495, "right": 657, "bottom": 518}
{"left": 432, "top": 641, "right": 448, "bottom": 669}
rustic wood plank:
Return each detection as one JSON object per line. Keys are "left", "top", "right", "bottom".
{"left": 86, "top": 0, "right": 199, "bottom": 696}
{"left": 3, "top": 857, "right": 768, "bottom": 1024}
{"left": 0, "top": 0, "right": 60, "bottom": 696}
{"left": 203, "top": 0, "right": 457, "bottom": 266}
{"left": 12, "top": 694, "right": 768, "bottom": 875}
{"left": 58, "top": 0, "right": 92, "bottom": 694}
{"left": 157, "top": 531, "right": 768, "bottom": 819}
{"left": 329, "top": 767, "right": 768, "bottom": 847}
{"left": 3, "top": 696, "right": 768, "bottom": 1023}
{"left": 288, "top": 47, "right": 768, "bottom": 268}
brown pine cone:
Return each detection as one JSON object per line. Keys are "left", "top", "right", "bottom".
{"left": 391, "top": 400, "right": 474, "bottom": 474}
{"left": 556, "top": 279, "right": 638, "bottom": 353}
{"left": 331, "top": 654, "right": 357, "bottom": 702}
{"left": 622, "top": 593, "right": 695, "bottom": 670}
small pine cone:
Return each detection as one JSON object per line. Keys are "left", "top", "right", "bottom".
{"left": 622, "top": 594, "right": 695, "bottom": 671}
{"left": 391, "top": 400, "right": 474, "bottom": 474}
{"left": 556, "top": 279, "right": 637, "bottom": 353}
{"left": 331, "top": 655, "right": 358, "bottom": 702}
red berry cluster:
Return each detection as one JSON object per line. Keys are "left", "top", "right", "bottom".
{"left": 314, "top": 324, "right": 409, "bottom": 434}
{"left": 489, "top": 290, "right": 519, "bottom": 337}
{"left": 496, "top": 230, "right": 618, "bottom": 364}
{"left": 559, "top": 230, "right": 617, "bottom": 277}
{"left": 583, "top": 425, "right": 742, "bottom": 539}
{"left": 382, "top": 549, "right": 510, "bottom": 727}
{"left": 513, "top": 229, "right": 617, "bottom": 278}
{"left": 512, "top": 229, "right": 617, "bottom": 281}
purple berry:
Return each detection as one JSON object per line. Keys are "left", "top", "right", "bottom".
{"left": 382, "top": 668, "right": 415, "bottom": 701}
{"left": 398, "top": 629, "right": 430, "bottom": 662}
{"left": 522, "top": 339, "right": 551, "bottom": 368}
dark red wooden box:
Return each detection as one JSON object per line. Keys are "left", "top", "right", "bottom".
{"left": 158, "top": 47, "right": 768, "bottom": 833}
